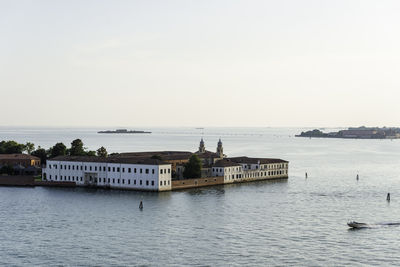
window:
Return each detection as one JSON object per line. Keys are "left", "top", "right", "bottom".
{"left": 108, "top": 167, "right": 111, "bottom": 172}
{"left": 128, "top": 168, "right": 131, "bottom": 173}
{"left": 117, "top": 167, "right": 120, "bottom": 172}
{"left": 113, "top": 167, "right": 115, "bottom": 172}
{"left": 80, "top": 166, "right": 83, "bottom": 170}
{"left": 168, "top": 181, "right": 170, "bottom": 185}
{"left": 140, "top": 169, "right": 142, "bottom": 174}
{"left": 55, "top": 175, "right": 58, "bottom": 180}
{"left": 68, "top": 165, "right": 71, "bottom": 170}
{"left": 134, "top": 168, "right": 137, "bottom": 173}
{"left": 108, "top": 178, "right": 110, "bottom": 183}
{"left": 146, "top": 180, "right": 149, "bottom": 186}
{"left": 103, "top": 178, "right": 106, "bottom": 183}
{"left": 164, "top": 181, "right": 166, "bottom": 186}
{"left": 94, "top": 166, "right": 97, "bottom": 171}
{"left": 84, "top": 166, "right": 87, "bottom": 171}
{"left": 140, "top": 180, "right": 142, "bottom": 185}
{"left": 72, "top": 165, "right": 74, "bottom": 170}
{"left": 60, "top": 165, "right": 62, "bottom": 169}
{"left": 103, "top": 167, "right": 106, "bottom": 172}
{"left": 118, "top": 179, "right": 120, "bottom": 184}
{"left": 49, "top": 175, "right": 52, "bottom": 179}
{"left": 122, "top": 179, "right": 125, "bottom": 184}
{"left": 152, "top": 169, "right": 154, "bottom": 174}
{"left": 89, "top": 166, "right": 92, "bottom": 171}
{"left": 151, "top": 181, "right": 154, "bottom": 186}
{"left": 122, "top": 168, "right": 125, "bottom": 173}
{"left": 128, "top": 179, "right": 130, "bottom": 185}
{"left": 160, "top": 181, "right": 162, "bottom": 186}
{"left": 134, "top": 180, "right": 136, "bottom": 185}
{"left": 146, "top": 169, "right": 149, "bottom": 174}
{"left": 94, "top": 178, "right": 97, "bottom": 183}
{"left": 113, "top": 179, "right": 115, "bottom": 183}
{"left": 160, "top": 169, "right": 163, "bottom": 174}
{"left": 168, "top": 169, "right": 170, "bottom": 174}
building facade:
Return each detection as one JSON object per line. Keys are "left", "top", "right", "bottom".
{"left": 43, "top": 156, "right": 172, "bottom": 191}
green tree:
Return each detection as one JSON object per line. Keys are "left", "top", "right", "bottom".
{"left": 86, "top": 150, "right": 96, "bottom": 156}
{"left": 183, "top": 154, "right": 202, "bottom": 178}
{"left": 0, "top": 140, "right": 25, "bottom": 154}
{"left": 150, "top": 154, "right": 162, "bottom": 160}
{"left": 31, "top": 146, "right": 48, "bottom": 164}
{"left": 49, "top": 142, "right": 67, "bottom": 158}
{"left": 97, "top": 146, "right": 108, "bottom": 157}
{"left": 24, "top": 142, "right": 35, "bottom": 154}
{"left": 69, "top": 139, "right": 86, "bottom": 156}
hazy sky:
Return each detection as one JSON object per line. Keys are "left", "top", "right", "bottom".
{"left": 1, "top": 0, "right": 400, "bottom": 127}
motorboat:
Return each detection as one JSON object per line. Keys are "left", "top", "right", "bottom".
{"left": 347, "top": 221, "right": 369, "bottom": 228}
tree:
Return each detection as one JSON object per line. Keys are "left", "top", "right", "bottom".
{"left": 150, "top": 154, "right": 162, "bottom": 160}
{"left": 86, "top": 150, "right": 96, "bottom": 156}
{"left": 0, "top": 140, "right": 25, "bottom": 154}
{"left": 183, "top": 154, "right": 202, "bottom": 178}
{"left": 97, "top": 146, "right": 108, "bottom": 157}
{"left": 69, "top": 139, "right": 86, "bottom": 156}
{"left": 49, "top": 142, "right": 67, "bottom": 158}
{"left": 31, "top": 146, "right": 48, "bottom": 164}
{"left": 24, "top": 142, "right": 35, "bottom": 154}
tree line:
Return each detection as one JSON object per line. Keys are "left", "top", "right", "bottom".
{"left": 0, "top": 139, "right": 108, "bottom": 164}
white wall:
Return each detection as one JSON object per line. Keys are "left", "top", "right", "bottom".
{"left": 43, "top": 160, "right": 172, "bottom": 191}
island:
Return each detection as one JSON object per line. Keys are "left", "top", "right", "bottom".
{"left": 98, "top": 129, "right": 151, "bottom": 134}
{"left": 296, "top": 126, "right": 400, "bottom": 139}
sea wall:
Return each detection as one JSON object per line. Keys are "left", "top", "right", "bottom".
{"left": 172, "top": 176, "right": 224, "bottom": 190}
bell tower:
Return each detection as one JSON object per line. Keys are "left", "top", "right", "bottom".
{"left": 198, "top": 138, "right": 205, "bottom": 153}
{"left": 216, "top": 139, "right": 223, "bottom": 158}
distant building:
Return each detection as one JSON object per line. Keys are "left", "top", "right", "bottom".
{"left": 0, "top": 154, "right": 41, "bottom": 167}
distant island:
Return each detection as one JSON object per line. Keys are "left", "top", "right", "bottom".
{"left": 98, "top": 129, "right": 151, "bottom": 134}
{"left": 296, "top": 126, "right": 400, "bottom": 139}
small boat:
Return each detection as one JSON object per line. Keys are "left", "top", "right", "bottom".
{"left": 347, "top": 221, "right": 369, "bottom": 228}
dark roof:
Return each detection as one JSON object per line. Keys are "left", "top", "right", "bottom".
{"left": 195, "top": 150, "right": 221, "bottom": 158}
{"left": 0, "top": 154, "right": 40, "bottom": 160}
{"left": 50, "top": 155, "right": 169, "bottom": 166}
{"left": 213, "top": 159, "right": 241, "bottom": 167}
{"left": 227, "top": 157, "right": 288, "bottom": 164}
{"left": 115, "top": 151, "right": 193, "bottom": 161}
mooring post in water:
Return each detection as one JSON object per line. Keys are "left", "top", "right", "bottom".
{"left": 305, "top": 172, "right": 308, "bottom": 179}
{"left": 139, "top": 201, "right": 143, "bottom": 210}
{"left": 356, "top": 174, "right": 359, "bottom": 180}
{"left": 387, "top": 193, "right": 391, "bottom": 202}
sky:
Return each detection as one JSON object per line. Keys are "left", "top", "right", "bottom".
{"left": 1, "top": 0, "right": 400, "bottom": 127}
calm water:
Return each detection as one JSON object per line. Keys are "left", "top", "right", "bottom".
{"left": 1, "top": 127, "right": 400, "bottom": 266}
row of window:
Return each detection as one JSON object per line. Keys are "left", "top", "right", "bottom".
{"left": 212, "top": 167, "right": 242, "bottom": 173}
{"left": 48, "top": 175, "right": 170, "bottom": 187}
{"left": 48, "top": 164, "right": 170, "bottom": 175}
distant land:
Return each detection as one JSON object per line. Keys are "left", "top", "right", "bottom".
{"left": 98, "top": 129, "right": 151, "bottom": 134}
{"left": 296, "top": 126, "right": 400, "bottom": 139}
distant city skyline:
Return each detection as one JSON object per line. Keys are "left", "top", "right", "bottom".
{"left": 1, "top": 0, "right": 400, "bottom": 127}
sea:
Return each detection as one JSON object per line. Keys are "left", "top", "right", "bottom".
{"left": 1, "top": 126, "right": 400, "bottom": 266}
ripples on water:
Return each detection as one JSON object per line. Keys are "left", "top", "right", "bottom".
{"left": 1, "top": 127, "right": 400, "bottom": 266}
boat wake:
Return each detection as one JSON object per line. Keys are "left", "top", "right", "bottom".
{"left": 347, "top": 221, "right": 400, "bottom": 229}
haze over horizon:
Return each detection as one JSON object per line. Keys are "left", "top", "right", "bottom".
{"left": 1, "top": 0, "right": 400, "bottom": 127}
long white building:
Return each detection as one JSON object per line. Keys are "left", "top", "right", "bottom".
{"left": 211, "top": 157, "right": 289, "bottom": 184}
{"left": 43, "top": 156, "right": 172, "bottom": 191}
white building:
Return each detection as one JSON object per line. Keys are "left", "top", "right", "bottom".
{"left": 43, "top": 156, "right": 172, "bottom": 191}
{"left": 211, "top": 157, "right": 288, "bottom": 184}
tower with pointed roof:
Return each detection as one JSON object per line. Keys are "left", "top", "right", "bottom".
{"left": 216, "top": 139, "right": 224, "bottom": 158}
{"left": 198, "top": 138, "right": 205, "bottom": 153}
